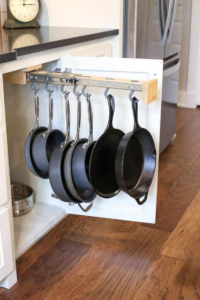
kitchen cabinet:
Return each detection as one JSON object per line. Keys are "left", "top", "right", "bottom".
{"left": 0, "top": 38, "right": 163, "bottom": 288}
{"left": 0, "top": 208, "right": 15, "bottom": 282}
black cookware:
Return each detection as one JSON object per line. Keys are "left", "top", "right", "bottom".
{"left": 49, "top": 87, "right": 81, "bottom": 203}
{"left": 24, "top": 84, "right": 48, "bottom": 179}
{"left": 115, "top": 97, "right": 156, "bottom": 205}
{"left": 72, "top": 86, "right": 96, "bottom": 191}
{"left": 89, "top": 90, "right": 125, "bottom": 198}
{"left": 63, "top": 86, "right": 96, "bottom": 203}
{"left": 32, "top": 84, "right": 65, "bottom": 176}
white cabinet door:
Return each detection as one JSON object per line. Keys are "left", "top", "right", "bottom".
{"left": 0, "top": 207, "right": 14, "bottom": 282}
{"left": 60, "top": 56, "right": 163, "bottom": 224}
{"left": 0, "top": 130, "right": 9, "bottom": 206}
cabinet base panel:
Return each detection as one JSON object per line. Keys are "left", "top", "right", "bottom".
{"left": 14, "top": 201, "right": 66, "bottom": 258}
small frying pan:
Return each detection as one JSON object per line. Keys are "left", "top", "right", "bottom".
{"left": 24, "top": 83, "right": 48, "bottom": 179}
{"left": 49, "top": 87, "right": 81, "bottom": 203}
{"left": 115, "top": 97, "right": 157, "bottom": 205}
{"left": 89, "top": 90, "right": 125, "bottom": 198}
{"left": 32, "top": 84, "right": 65, "bottom": 175}
{"left": 63, "top": 86, "right": 96, "bottom": 203}
{"left": 72, "top": 86, "right": 96, "bottom": 191}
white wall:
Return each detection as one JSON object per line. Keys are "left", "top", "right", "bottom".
{"left": 178, "top": 0, "right": 200, "bottom": 108}
{"left": 179, "top": 0, "right": 192, "bottom": 92}
{"left": 38, "top": 0, "right": 121, "bottom": 29}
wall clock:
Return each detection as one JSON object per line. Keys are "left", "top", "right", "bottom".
{"left": 3, "top": 0, "right": 40, "bottom": 29}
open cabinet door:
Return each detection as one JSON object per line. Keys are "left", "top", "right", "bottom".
{"left": 59, "top": 57, "right": 163, "bottom": 224}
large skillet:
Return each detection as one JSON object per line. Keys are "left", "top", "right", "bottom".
{"left": 24, "top": 84, "right": 48, "bottom": 179}
{"left": 49, "top": 88, "right": 81, "bottom": 203}
{"left": 63, "top": 86, "right": 96, "bottom": 203}
{"left": 115, "top": 97, "right": 156, "bottom": 205}
{"left": 89, "top": 92, "right": 125, "bottom": 198}
{"left": 32, "top": 85, "right": 65, "bottom": 175}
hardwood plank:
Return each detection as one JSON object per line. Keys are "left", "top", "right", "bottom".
{"left": 166, "top": 237, "right": 200, "bottom": 299}
{"left": 144, "top": 110, "right": 200, "bottom": 232}
{"left": 160, "top": 192, "right": 200, "bottom": 260}
{"left": 63, "top": 216, "right": 140, "bottom": 246}
{"left": 1, "top": 238, "right": 90, "bottom": 300}
{"left": 133, "top": 255, "right": 184, "bottom": 300}
{"left": 44, "top": 240, "right": 121, "bottom": 300}
{"left": 16, "top": 214, "right": 81, "bottom": 276}
{"left": 176, "top": 107, "right": 196, "bottom": 131}
{"left": 161, "top": 109, "right": 200, "bottom": 162}
{"left": 83, "top": 227, "right": 169, "bottom": 300}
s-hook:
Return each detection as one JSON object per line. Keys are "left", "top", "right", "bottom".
{"left": 61, "top": 85, "right": 70, "bottom": 96}
{"left": 104, "top": 88, "right": 110, "bottom": 100}
{"left": 82, "top": 85, "right": 91, "bottom": 99}
{"left": 45, "top": 83, "right": 54, "bottom": 95}
{"left": 73, "top": 85, "right": 83, "bottom": 97}
{"left": 31, "top": 82, "right": 39, "bottom": 93}
{"left": 129, "top": 90, "right": 135, "bottom": 101}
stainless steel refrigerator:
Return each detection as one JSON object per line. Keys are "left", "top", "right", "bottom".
{"left": 123, "top": 0, "right": 183, "bottom": 152}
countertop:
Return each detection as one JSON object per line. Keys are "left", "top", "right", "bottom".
{"left": 0, "top": 26, "right": 119, "bottom": 64}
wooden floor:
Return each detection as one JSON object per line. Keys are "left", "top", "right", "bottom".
{"left": 1, "top": 107, "right": 200, "bottom": 300}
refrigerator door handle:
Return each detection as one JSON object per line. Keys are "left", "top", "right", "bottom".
{"left": 158, "top": 0, "right": 164, "bottom": 42}
{"left": 161, "top": 0, "right": 174, "bottom": 45}
{"left": 163, "top": 57, "right": 180, "bottom": 77}
{"left": 167, "top": 0, "right": 178, "bottom": 43}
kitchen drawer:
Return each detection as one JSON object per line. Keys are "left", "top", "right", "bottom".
{"left": 69, "top": 44, "right": 112, "bottom": 57}
{"left": 0, "top": 207, "right": 14, "bottom": 283}
{"left": 0, "top": 130, "right": 9, "bottom": 206}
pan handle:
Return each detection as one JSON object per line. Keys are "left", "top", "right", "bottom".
{"left": 82, "top": 86, "right": 93, "bottom": 148}
{"left": 73, "top": 85, "right": 82, "bottom": 145}
{"left": 78, "top": 201, "right": 93, "bottom": 212}
{"left": 131, "top": 97, "right": 140, "bottom": 131}
{"left": 34, "top": 90, "right": 39, "bottom": 129}
{"left": 135, "top": 191, "right": 148, "bottom": 205}
{"left": 106, "top": 94, "right": 115, "bottom": 130}
{"left": 64, "top": 90, "right": 70, "bottom": 143}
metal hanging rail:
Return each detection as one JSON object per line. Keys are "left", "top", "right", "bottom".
{"left": 26, "top": 70, "right": 158, "bottom": 105}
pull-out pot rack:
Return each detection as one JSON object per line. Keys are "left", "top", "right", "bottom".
{"left": 26, "top": 70, "right": 158, "bottom": 105}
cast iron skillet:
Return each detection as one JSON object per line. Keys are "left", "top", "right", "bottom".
{"left": 72, "top": 86, "right": 96, "bottom": 191}
{"left": 89, "top": 91, "right": 125, "bottom": 198}
{"left": 49, "top": 88, "right": 82, "bottom": 203}
{"left": 24, "top": 84, "right": 48, "bottom": 179}
{"left": 63, "top": 86, "right": 96, "bottom": 203}
{"left": 32, "top": 84, "right": 65, "bottom": 176}
{"left": 115, "top": 97, "right": 156, "bottom": 205}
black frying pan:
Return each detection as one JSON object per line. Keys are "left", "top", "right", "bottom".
{"left": 24, "top": 85, "right": 48, "bottom": 179}
{"left": 32, "top": 85, "right": 65, "bottom": 175}
{"left": 72, "top": 87, "right": 96, "bottom": 191}
{"left": 115, "top": 97, "right": 156, "bottom": 205}
{"left": 49, "top": 88, "right": 81, "bottom": 203}
{"left": 63, "top": 87, "right": 96, "bottom": 203}
{"left": 89, "top": 93, "right": 125, "bottom": 198}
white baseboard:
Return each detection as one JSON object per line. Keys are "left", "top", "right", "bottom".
{"left": 178, "top": 90, "right": 197, "bottom": 108}
{"left": 178, "top": 91, "right": 187, "bottom": 107}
